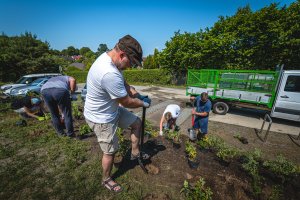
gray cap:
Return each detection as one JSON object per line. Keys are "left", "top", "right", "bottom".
{"left": 118, "top": 35, "right": 143, "bottom": 67}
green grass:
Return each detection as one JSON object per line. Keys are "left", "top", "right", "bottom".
{"left": 0, "top": 108, "right": 152, "bottom": 200}
{"left": 0, "top": 102, "right": 183, "bottom": 200}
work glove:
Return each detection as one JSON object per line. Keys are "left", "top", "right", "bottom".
{"left": 70, "top": 93, "right": 78, "bottom": 101}
{"left": 137, "top": 93, "right": 148, "bottom": 101}
{"left": 142, "top": 97, "right": 151, "bottom": 108}
{"left": 37, "top": 117, "right": 45, "bottom": 121}
{"left": 159, "top": 131, "right": 163, "bottom": 136}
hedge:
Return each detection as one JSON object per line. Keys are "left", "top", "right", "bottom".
{"left": 66, "top": 69, "right": 172, "bottom": 84}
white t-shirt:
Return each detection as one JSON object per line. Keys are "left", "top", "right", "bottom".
{"left": 163, "top": 104, "right": 180, "bottom": 119}
{"left": 84, "top": 53, "right": 127, "bottom": 123}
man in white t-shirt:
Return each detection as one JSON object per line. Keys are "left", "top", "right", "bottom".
{"left": 84, "top": 35, "right": 151, "bottom": 193}
{"left": 159, "top": 104, "right": 181, "bottom": 136}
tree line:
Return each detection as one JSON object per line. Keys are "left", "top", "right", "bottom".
{"left": 0, "top": 1, "right": 299, "bottom": 82}
{"left": 145, "top": 1, "right": 300, "bottom": 74}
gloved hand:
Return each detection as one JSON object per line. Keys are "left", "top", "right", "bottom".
{"left": 37, "top": 116, "right": 45, "bottom": 121}
{"left": 142, "top": 97, "right": 151, "bottom": 108}
{"left": 159, "top": 131, "right": 163, "bottom": 136}
{"left": 137, "top": 93, "right": 148, "bottom": 101}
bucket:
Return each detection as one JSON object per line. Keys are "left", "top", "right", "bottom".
{"left": 187, "top": 158, "right": 200, "bottom": 169}
{"left": 188, "top": 129, "right": 197, "bottom": 141}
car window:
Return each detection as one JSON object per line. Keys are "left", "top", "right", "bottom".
{"left": 16, "top": 77, "right": 28, "bottom": 84}
{"left": 284, "top": 75, "right": 300, "bottom": 93}
{"left": 30, "top": 78, "right": 46, "bottom": 86}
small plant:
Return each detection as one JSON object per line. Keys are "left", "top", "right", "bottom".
{"left": 116, "top": 128, "right": 130, "bottom": 156}
{"left": 145, "top": 120, "right": 158, "bottom": 137}
{"left": 233, "top": 133, "right": 248, "bottom": 144}
{"left": 269, "top": 185, "right": 283, "bottom": 200}
{"left": 242, "top": 150, "right": 262, "bottom": 196}
{"left": 216, "top": 147, "right": 238, "bottom": 163}
{"left": 169, "top": 130, "right": 180, "bottom": 142}
{"left": 79, "top": 124, "right": 92, "bottom": 136}
{"left": 164, "top": 129, "right": 173, "bottom": 140}
{"left": 185, "top": 141, "right": 197, "bottom": 161}
{"left": 263, "top": 155, "right": 298, "bottom": 177}
{"left": 72, "top": 104, "right": 81, "bottom": 119}
{"left": 197, "top": 138, "right": 210, "bottom": 150}
{"left": 44, "top": 113, "right": 51, "bottom": 120}
{"left": 180, "top": 178, "right": 213, "bottom": 200}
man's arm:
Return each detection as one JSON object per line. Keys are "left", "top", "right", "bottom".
{"left": 124, "top": 81, "right": 138, "bottom": 98}
{"left": 23, "top": 107, "right": 40, "bottom": 119}
{"left": 159, "top": 114, "right": 165, "bottom": 132}
{"left": 118, "top": 95, "right": 144, "bottom": 108}
{"left": 191, "top": 110, "right": 209, "bottom": 117}
{"left": 68, "top": 77, "right": 77, "bottom": 93}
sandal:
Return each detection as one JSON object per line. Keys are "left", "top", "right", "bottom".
{"left": 130, "top": 151, "right": 150, "bottom": 160}
{"left": 102, "top": 177, "right": 123, "bottom": 193}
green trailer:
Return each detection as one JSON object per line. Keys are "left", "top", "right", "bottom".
{"left": 186, "top": 69, "right": 280, "bottom": 114}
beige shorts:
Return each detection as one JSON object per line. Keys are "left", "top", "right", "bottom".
{"left": 85, "top": 107, "right": 138, "bottom": 155}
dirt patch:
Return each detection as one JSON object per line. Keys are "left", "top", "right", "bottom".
{"left": 72, "top": 97, "right": 300, "bottom": 199}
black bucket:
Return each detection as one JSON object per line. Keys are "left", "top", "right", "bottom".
{"left": 172, "top": 141, "right": 181, "bottom": 149}
{"left": 188, "top": 158, "right": 200, "bottom": 169}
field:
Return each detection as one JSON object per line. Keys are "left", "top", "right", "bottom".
{"left": 0, "top": 95, "right": 299, "bottom": 200}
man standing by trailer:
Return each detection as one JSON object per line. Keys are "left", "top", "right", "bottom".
{"left": 190, "top": 92, "right": 212, "bottom": 140}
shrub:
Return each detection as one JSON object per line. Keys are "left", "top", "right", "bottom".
{"left": 65, "top": 69, "right": 172, "bottom": 84}
{"left": 242, "top": 150, "right": 262, "bottom": 196}
{"left": 66, "top": 71, "right": 88, "bottom": 83}
{"left": 180, "top": 178, "right": 213, "bottom": 200}
{"left": 72, "top": 103, "right": 82, "bottom": 119}
{"left": 79, "top": 124, "right": 92, "bottom": 136}
{"left": 124, "top": 69, "right": 172, "bottom": 85}
{"left": 185, "top": 141, "right": 197, "bottom": 161}
{"left": 116, "top": 128, "right": 130, "bottom": 156}
{"left": 216, "top": 147, "right": 238, "bottom": 163}
{"left": 263, "top": 155, "right": 299, "bottom": 177}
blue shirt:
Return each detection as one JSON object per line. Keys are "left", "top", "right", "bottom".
{"left": 195, "top": 96, "right": 212, "bottom": 118}
{"left": 41, "top": 76, "right": 70, "bottom": 91}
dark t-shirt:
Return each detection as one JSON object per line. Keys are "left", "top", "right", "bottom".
{"left": 23, "top": 96, "right": 33, "bottom": 108}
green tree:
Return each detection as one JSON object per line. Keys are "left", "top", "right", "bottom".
{"left": 79, "top": 47, "right": 92, "bottom": 56}
{"left": 158, "top": 1, "right": 300, "bottom": 75}
{"left": 0, "top": 32, "right": 61, "bottom": 82}
{"left": 61, "top": 46, "right": 79, "bottom": 56}
{"left": 96, "top": 44, "right": 109, "bottom": 57}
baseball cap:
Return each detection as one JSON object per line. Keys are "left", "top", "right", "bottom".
{"left": 118, "top": 35, "right": 143, "bottom": 67}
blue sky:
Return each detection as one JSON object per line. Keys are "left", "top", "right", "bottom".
{"left": 0, "top": 0, "right": 295, "bottom": 56}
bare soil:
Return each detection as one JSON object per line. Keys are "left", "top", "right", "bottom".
{"left": 74, "top": 97, "right": 300, "bottom": 200}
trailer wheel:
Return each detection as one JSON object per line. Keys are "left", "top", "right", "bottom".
{"left": 213, "top": 102, "right": 229, "bottom": 115}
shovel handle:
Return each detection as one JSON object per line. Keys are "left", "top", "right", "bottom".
{"left": 141, "top": 107, "right": 146, "bottom": 148}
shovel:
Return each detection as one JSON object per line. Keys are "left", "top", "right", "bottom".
{"left": 138, "top": 107, "right": 148, "bottom": 173}
{"left": 189, "top": 99, "right": 197, "bottom": 141}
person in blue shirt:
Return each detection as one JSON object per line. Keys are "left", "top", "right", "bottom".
{"left": 41, "top": 75, "right": 77, "bottom": 137}
{"left": 11, "top": 96, "right": 45, "bottom": 120}
{"left": 190, "top": 92, "right": 212, "bottom": 140}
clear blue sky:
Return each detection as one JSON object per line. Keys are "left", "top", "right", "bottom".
{"left": 0, "top": 0, "right": 295, "bottom": 56}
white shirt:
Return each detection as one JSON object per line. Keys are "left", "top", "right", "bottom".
{"left": 163, "top": 104, "right": 180, "bottom": 119}
{"left": 84, "top": 53, "right": 127, "bottom": 123}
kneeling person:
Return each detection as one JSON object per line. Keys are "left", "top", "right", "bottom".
{"left": 11, "top": 96, "right": 45, "bottom": 120}
{"left": 159, "top": 104, "right": 181, "bottom": 136}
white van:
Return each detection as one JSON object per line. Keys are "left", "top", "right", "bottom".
{"left": 1, "top": 73, "right": 61, "bottom": 95}
{"left": 271, "top": 70, "right": 300, "bottom": 121}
